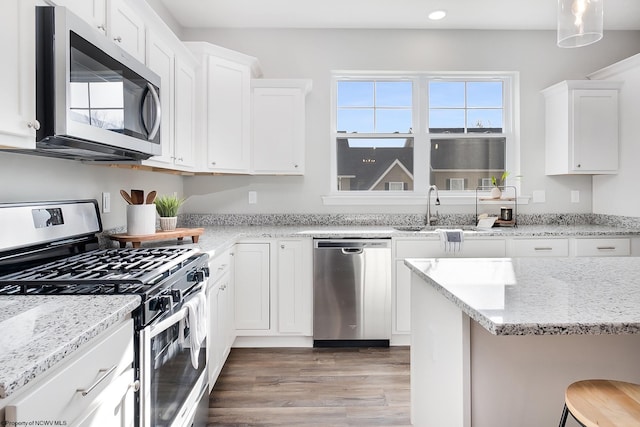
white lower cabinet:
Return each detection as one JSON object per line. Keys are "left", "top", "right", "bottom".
{"left": 573, "top": 237, "right": 631, "bottom": 257}
{"left": 507, "top": 238, "right": 569, "bottom": 257}
{"left": 277, "top": 239, "right": 312, "bottom": 335}
{"left": 4, "top": 319, "right": 135, "bottom": 426}
{"left": 393, "top": 238, "right": 506, "bottom": 338}
{"left": 232, "top": 239, "right": 313, "bottom": 344}
{"left": 207, "top": 248, "right": 234, "bottom": 390}
{"left": 234, "top": 243, "right": 270, "bottom": 331}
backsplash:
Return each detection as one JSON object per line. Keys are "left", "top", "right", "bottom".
{"left": 179, "top": 212, "right": 640, "bottom": 228}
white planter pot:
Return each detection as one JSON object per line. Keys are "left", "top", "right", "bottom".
{"left": 490, "top": 187, "right": 502, "bottom": 199}
{"left": 159, "top": 216, "right": 178, "bottom": 231}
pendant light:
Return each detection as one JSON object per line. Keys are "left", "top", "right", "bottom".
{"left": 557, "top": 0, "right": 603, "bottom": 48}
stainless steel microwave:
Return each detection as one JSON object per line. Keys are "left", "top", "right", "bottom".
{"left": 32, "top": 6, "right": 162, "bottom": 162}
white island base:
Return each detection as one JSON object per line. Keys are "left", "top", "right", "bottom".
{"left": 410, "top": 271, "right": 640, "bottom": 427}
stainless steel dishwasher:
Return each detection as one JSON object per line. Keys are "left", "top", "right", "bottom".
{"left": 313, "top": 239, "right": 391, "bottom": 347}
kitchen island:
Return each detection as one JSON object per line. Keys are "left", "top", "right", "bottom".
{"left": 405, "top": 257, "right": 640, "bottom": 427}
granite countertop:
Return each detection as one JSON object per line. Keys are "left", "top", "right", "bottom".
{"left": 0, "top": 295, "right": 140, "bottom": 399}
{"left": 405, "top": 257, "right": 640, "bottom": 336}
{"left": 3, "top": 223, "right": 637, "bottom": 398}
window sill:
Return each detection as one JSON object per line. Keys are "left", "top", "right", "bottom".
{"left": 322, "top": 192, "right": 530, "bottom": 206}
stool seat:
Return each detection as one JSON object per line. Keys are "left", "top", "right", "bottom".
{"left": 561, "top": 379, "right": 640, "bottom": 427}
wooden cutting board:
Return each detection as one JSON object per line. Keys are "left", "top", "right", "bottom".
{"left": 109, "top": 228, "right": 204, "bottom": 248}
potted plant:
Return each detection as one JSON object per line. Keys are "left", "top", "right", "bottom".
{"left": 490, "top": 171, "right": 510, "bottom": 199}
{"left": 154, "top": 194, "right": 184, "bottom": 231}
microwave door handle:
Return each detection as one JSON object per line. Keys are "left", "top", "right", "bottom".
{"left": 146, "top": 83, "right": 162, "bottom": 141}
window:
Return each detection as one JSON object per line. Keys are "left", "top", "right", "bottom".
{"left": 330, "top": 72, "right": 517, "bottom": 200}
{"left": 335, "top": 79, "right": 414, "bottom": 192}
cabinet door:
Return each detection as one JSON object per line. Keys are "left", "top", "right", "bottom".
{"left": 277, "top": 239, "right": 312, "bottom": 335}
{"left": 572, "top": 89, "right": 619, "bottom": 172}
{"left": 174, "top": 57, "right": 197, "bottom": 169}
{"left": 207, "top": 56, "right": 251, "bottom": 173}
{"left": 251, "top": 85, "right": 307, "bottom": 174}
{"left": 0, "top": 0, "right": 39, "bottom": 149}
{"left": 142, "top": 32, "right": 174, "bottom": 166}
{"left": 234, "top": 243, "right": 270, "bottom": 330}
{"left": 108, "top": 0, "right": 145, "bottom": 63}
{"left": 53, "top": 0, "right": 107, "bottom": 34}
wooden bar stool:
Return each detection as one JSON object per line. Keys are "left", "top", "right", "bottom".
{"left": 559, "top": 379, "right": 640, "bottom": 427}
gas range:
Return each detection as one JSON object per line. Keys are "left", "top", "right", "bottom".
{"left": 0, "top": 199, "right": 210, "bottom": 427}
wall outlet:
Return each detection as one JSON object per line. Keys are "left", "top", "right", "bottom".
{"left": 532, "top": 190, "right": 546, "bottom": 203}
{"left": 248, "top": 191, "right": 257, "bottom": 204}
{"left": 571, "top": 190, "right": 580, "bottom": 203}
{"left": 102, "top": 192, "right": 111, "bottom": 213}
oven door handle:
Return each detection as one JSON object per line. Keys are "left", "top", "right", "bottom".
{"left": 149, "top": 284, "right": 205, "bottom": 338}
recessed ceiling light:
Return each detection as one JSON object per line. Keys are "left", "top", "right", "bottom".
{"left": 428, "top": 10, "right": 447, "bottom": 21}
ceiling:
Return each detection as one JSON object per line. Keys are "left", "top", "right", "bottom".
{"left": 158, "top": 0, "right": 640, "bottom": 31}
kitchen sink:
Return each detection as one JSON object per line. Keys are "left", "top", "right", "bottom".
{"left": 392, "top": 225, "right": 480, "bottom": 233}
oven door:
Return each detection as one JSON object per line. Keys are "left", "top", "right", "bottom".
{"left": 140, "top": 291, "right": 208, "bottom": 427}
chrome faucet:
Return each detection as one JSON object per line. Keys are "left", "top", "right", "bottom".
{"left": 426, "top": 185, "right": 440, "bottom": 226}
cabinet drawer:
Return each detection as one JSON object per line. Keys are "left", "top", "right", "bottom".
{"left": 509, "top": 239, "right": 569, "bottom": 257}
{"left": 6, "top": 320, "right": 134, "bottom": 424}
{"left": 574, "top": 238, "right": 630, "bottom": 257}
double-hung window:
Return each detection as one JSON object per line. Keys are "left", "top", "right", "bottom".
{"left": 330, "top": 72, "right": 517, "bottom": 202}
{"left": 334, "top": 78, "right": 416, "bottom": 192}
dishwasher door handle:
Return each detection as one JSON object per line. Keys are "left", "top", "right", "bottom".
{"left": 341, "top": 248, "right": 363, "bottom": 255}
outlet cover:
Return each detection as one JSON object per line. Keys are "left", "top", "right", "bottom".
{"left": 571, "top": 191, "right": 580, "bottom": 203}
{"left": 248, "top": 191, "right": 257, "bottom": 204}
{"left": 532, "top": 190, "right": 546, "bottom": 203}
{"left": 102, "top": 192, "right": 111, "bottom": 213}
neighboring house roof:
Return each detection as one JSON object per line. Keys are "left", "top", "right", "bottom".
{"left": 337, "top": 138, "right": 413, "bottom": 191}
{"left": 367, "top": 159, "right": 414, "bottom": 191}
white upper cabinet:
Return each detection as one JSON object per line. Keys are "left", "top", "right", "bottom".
{"left": 53, "top": 0, "right": 107, "bottom": 34}
{"left": 251, "top": 79, "right": 311, "bottom": 175}
{"left": 185, "top": 42, "right": 261, "bottom": 174}
{"left": 206, "top": 56, "right": 252, "bottom": 173}
{"left": 0, "top": 0, "right": 41, "bottom": 150}
{"left": 143, "top": 31, "right": 175, "bottom": 167}
{"left": 543, "top": 80, "right": 622, "bottom": 175}
{"left": 107, "top": 0, "right": 145, "bottom": 62}
{"left": 173, "top": 57, "right": 197, "bottom": 169}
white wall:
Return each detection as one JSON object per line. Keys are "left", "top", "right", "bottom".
{"left": 181, "top": 28, "right": 640, "bottom": 215}
{"left": 0, "top": 151, "right": 183, "bottom": 230}
{"left": 591, "top": 54, "right": 640, "bottom": 218}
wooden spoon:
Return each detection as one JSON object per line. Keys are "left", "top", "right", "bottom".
{"left": 145, "top": 191, "right": 157, "bottom": 205}
{"left": 120, "top": 189, "right": 133, "bottom": 205}
{"left": 131, "top": 189, "right": 144, "bottom": 205}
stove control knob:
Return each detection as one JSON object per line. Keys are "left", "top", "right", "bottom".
{"left": 190, "top": 268, "right": 209, "bottom": 283}
{"left": 152, "top": 295, "right": 172, "bottom": 312}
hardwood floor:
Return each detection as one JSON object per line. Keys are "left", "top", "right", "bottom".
{"left": 208, "top": 346, "right": 411, "bottom": 426}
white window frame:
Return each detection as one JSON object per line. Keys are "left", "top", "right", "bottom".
{"left": 323, "top": 71, "right": 520, "bottom": 206}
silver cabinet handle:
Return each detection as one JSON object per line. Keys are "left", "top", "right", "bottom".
{"left": 113, "top": 36, "right": 122, "bottom": 43}
{"left": 146, "top": 83, "right": 162, "bottom": 141}
{"left": 596, "top": 246, "right": 616, "bottom": 250}
{"left": 27, "top": 120, "right": 40, "bottom": 131}
{"left": 97, "top": 24, "right": 106, "bottom": 31}
{"left": 130, "top": 380, "right": 140, "bottom": 392}
{"left": 77, "top": 365, "right": 117, "bottom": 396}
{"left": 534, "top": 247, "right": 553, "bottom": 251}
{"left": 211, "top": 162, "right": 217, "bottom": 166}
{"left": 281, "top": 244, "right": 285, "bottom": 249}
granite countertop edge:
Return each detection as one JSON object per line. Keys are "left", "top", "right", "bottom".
{"left": 0, "top": 295, "right": 141, "bottom": 399}
{"left": 404, "top": 258, "right": 640, "bottom": 337}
